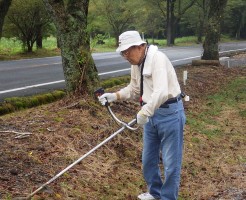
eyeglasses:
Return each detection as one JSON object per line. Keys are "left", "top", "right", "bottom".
{"left": 120, "top": 46, "right": 135, "bottom": 57}
{"left": 120, "top": 49, "right": 130, "bottom": 57}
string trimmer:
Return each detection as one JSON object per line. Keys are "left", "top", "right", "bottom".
{"left": 13, "top": 88, "right": 138, "bottom": 200}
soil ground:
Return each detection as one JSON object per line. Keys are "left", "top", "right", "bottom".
{"left": 0, "top": 53, "right": 245, "bottom": 200}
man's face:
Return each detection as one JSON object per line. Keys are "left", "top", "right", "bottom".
{"left": 120, "top": 46, "right": 143, "bottom": 65}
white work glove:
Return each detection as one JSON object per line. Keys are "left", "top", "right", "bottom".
{"left": 98, "top": 93, "right": 117, "bottom": 105}
{"left": 137, "top": 110, "right": 149, "bottom": 125}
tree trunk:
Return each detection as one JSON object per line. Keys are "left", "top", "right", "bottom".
{"left": 27, "top": 42, "right": 32, "bottom": 52}
{"left": 192, "top": 59, "right": 220, "bottom": 66}
{"left": 114, "top": 32, "right": 119, "bottom": 47}
{"left": 36, "top": 10, "right": 43, "bottom": 49}
{"left": 26, "top": 37, "right": 35, "bottom": 52}
{"left": 36, "top": 25, "right": 43, "bottom": 49}
{"left": 42, "top": 0, "right": 99, "bottom": 95}
{"left": 0, "top": 0, "right": 12, "bottom": 39}
{"left": 235, "top": 18, "right": 242, "bottom": 40}
{"left": 166, "top": 0, "right": 196, "bottom": 46}
{"left": 202, "top": 0, "right": 228, "bottom": 60}
{"left": 166, "top": 0, "right": 175, "bottom": 46}
{"left": 196, "top": 0, "right": 209, "bottom": 43}
{"left": 197, "top": 13, "right": 204, "bottom": 43}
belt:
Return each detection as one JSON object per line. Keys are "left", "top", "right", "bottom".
{"left": 164, "top": 95, "right": 181, "bottom": 104}
{"left": 142, "top": 95, "right": 182, "bottom": 108}
{"left": 159, "top": 95, "right": 182, "bottom": 108}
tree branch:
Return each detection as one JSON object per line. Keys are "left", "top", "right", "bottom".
{"left": 0, "top": 130, "right": 32, "bottom": 139}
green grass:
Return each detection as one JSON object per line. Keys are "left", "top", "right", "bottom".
{"left": 1, "top": 35, "right": 242, "bottom": 60}
{"left": 0, "top": 90, "right": 66, "bottom": 115}
{"left": 239, "top": 109, "right": 246, "bottom": 118}
{"left": 42, "top": 36, "right": 58, "bottom": 49}
{"left": 187, "top": 77, "right": 246, "bottom": 137}
{"left": 101, "top": 76, "right": 130, "bottom": 88}
{"left": 0, "top": 36, "right": 60, "bottom": 60}
{"left": 0, "top": 36, "right": 58, "bottom": 53}
{"left": 207, "top": 78, "right": 246, "bottom": 108}
{"left": 0, "top": 37, "right": 23, "bottom": 54}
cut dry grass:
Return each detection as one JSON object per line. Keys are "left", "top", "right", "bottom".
{"left": 0, "top": 61, "right": 245, "bottom": 199}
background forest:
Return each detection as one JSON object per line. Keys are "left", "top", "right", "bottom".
{"left": 1, "top": 0, "right": 246, "bottom": 53}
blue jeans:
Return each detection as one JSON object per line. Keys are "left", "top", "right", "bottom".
{"left": 142, "top": 100, "right": 186, "bottom": 200}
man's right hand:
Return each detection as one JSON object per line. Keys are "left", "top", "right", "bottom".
{"left": 98, "top": 93, "right": 117, "bottom": 105}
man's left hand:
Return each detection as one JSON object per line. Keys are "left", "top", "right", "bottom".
{"left": 137, "top": 110, "right": 149, "bottom": 125}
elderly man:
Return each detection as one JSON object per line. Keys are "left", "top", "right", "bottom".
{"left": 99, "top": 30, "right": 186, "bottom": 200}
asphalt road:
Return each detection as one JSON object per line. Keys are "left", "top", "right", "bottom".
{"left": 0, "top": 42, "right": 246, "bottom": 101}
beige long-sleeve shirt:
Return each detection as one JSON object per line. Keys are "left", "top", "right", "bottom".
{"left": 118, "top": 45, "right": 181, "bottom": 117}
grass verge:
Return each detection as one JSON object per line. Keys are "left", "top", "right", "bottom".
{"left": 0, "top": 90, "right": 66, "bottom": 116}
{"left": 0, "top": 76, "right": 131, "bottom": 116}
{"left": 186, "top": 77, "right": 246, "bottom": 137}
{"left": 179, "top": 70, "right": 246, "bottom": 199}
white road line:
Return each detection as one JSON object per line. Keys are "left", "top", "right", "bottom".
{"left": 0, "top": 69, "right": 130, "bottom": 94}
{"left": 171, "top": 48, "right": 246, "bottom": 62}
{"left": 172, "top": 56, "right": 200, "bottom": 62}
{"left": 98, "top": 68, "right": 130, "bottom": 75}
{"left": 220, "top": 48, "right": 246, "bottom": 53}
{"left": 1, "top": 47, "right": 245, "bottom": 95}
{"left": 0, "top": 80, "right": 65, "bottom": 94}
{"left": 30, "top": 62, "right": 61, "bottom": 67}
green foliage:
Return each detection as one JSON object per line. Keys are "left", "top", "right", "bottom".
{"left": 0, "top": 103, "right": 15, "bottom": 115}
{"left": 90, "top": 34, "right": 106, "bottom": 50}
{"left": 0, "top": 36, "right": 57, "bottom": 54}
{"left": 42, "top": 36, "right": 58, "bottom": 50}
{"left": 101, "top": 76, "right": 130, "bottom": 89}
{"left": 0, "top": 90, "right": 66, "bottom": 115}
{"left": 89, "top": 33, "right": 119, "bottom": 52}
{"left": 4, "top": 0, "right": 51, "bottom": 52}
{"left": 0, "top": 36, "right": 59, "bottom": 60}
{"left": 137, "top": 0, "right": 165, "bottom": 39}
{"left": 89, "top": 0, "right": 142, "bottom": 44}
{"left": 223, "top": 0, "right": 246, "bottom": 39}
{"left": 0, "top": 37, "right": 22, "bottom": 54}
{"left": 1, "top": 0, "right": 245, "bottom": 57}
{"left": 175, "top": 36, "right": 199, "bottom": 45}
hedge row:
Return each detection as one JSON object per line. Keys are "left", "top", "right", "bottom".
{"left": 0, "top": 75, "right": 131, "bottom": 116}
{"left": 0, "top": 90, "right": 66, "bottom": 115}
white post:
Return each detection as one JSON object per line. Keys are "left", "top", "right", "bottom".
{"left": 183, "top": 70, "right": 188, "bottom": 85}
{"left": 142, "top": 32, "right": 145, "bottom": 40}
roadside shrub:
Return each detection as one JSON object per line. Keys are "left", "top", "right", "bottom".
{"left": 52, "top": 90, "right": 66, "bottom": 99}
{"left": 28, "top": 97, "right": 39, "bottom": 107}
{"left": 101, "top": 76, "right": 130, "bottom": 89}
{"left": 43, "top": 93, "right": 55, "bottom": 102}
{"left": 0, "top": 90, "right": 66, "bottom": 116}
{"left": 0, "top": 103, "right": 15, "bottom": 115}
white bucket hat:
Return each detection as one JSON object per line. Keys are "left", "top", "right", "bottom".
{"left": 116, "top": 30, "right": 146, "bottom": 52}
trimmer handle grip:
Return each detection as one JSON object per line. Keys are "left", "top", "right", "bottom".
{"left": 94, "top": 87, "right": 105, "bottom": 98}
{"left": 94, "top": 88, "right": 138, "bottom": 131}
{"left": 94, "top": 88, "right": 110, "bottom": 106}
